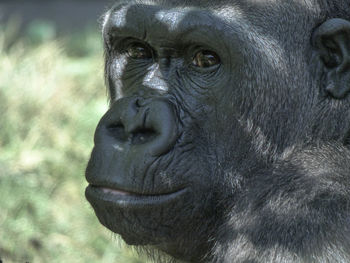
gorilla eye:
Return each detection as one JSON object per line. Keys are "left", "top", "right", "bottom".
{"left": 192, "top": 50, "right": 220, "bottom": 68}
{"left": 126, "top": 43, "right": 153, "bottom": 59}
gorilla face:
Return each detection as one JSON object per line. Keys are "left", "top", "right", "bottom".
{"left": 85, "top": 0, "right": 350, "bottom": 262}
{"left": 85, "top": 3, "right": 243, "bottom": 259}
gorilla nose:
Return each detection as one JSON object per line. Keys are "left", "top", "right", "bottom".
{"left": 95, "top": 97, "right": 178, "bottom": 156}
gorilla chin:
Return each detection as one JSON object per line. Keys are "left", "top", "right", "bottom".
{"left": 85, "top": 185, "right": 190, "bottom": 244}
{"left": 85, "top": 0, "right": 350, "bottom": 262}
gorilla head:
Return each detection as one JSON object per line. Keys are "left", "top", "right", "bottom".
{"left": 85, "top": 0, "right": 350, "bottom": 262}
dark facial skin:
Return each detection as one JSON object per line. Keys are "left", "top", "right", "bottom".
{"left": 85, "top": 0, "right": 350, "bottom": 262}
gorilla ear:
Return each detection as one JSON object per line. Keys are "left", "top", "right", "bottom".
{"left": 313, "top": 18, "right": 350, "bottom": 99}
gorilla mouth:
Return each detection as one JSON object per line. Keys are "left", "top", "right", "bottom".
{"left": 85, "top": 185, "right": 188, "bottom": 207}
{"left": 101, "top": 187, "right": 132, "bottom": 196}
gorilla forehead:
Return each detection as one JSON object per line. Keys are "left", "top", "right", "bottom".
{"left": 107, "top": 0, "right": 319, "bottom": 14}
{"left": 109, "top": 0, "right": 233, "bottom": 9}
{"left": 104, "top": 0, "right": 318, "bottom": 47}
{"left": 103, "top": 0, "right": 250, "bottom": 60}
{"left": 108, "top": 0, "right": 318, "bottom": 7}
{"left": 105, "top": 0, "right": 243, "bottom": 32}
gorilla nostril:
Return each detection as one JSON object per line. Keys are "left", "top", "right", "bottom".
{"left": 131, "top": 127, "right": 157, "bottom": 144}
{"left": 107, "top": 123, "right": 128, "bottom": 141}
{"left": 101, "top": 97, "right": 177, "bottom": 155}
{"left": 107, "top": 122, "right": 157, "bottom": 144}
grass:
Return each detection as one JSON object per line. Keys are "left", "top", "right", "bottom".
{"left": 0, "top": 20, "right": 149, "bottom": 263}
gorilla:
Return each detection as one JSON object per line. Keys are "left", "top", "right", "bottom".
{"left": 85, "top": 0, "right": 350, "bottom": 262}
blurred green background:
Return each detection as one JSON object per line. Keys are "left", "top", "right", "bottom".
{"left": 0, "top": 1, "right": 150, "bottom": 262}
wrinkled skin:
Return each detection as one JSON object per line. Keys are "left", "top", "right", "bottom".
{"left": 85, "top": 0, "right": 350, "bottom": 262}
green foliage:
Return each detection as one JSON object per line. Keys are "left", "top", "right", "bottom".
{"left": 0, "top": 21, "right": 149, "bottom": 263}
